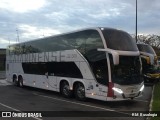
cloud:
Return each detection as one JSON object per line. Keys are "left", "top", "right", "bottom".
{"left": 0, "top": 38, "right": 17, "bottom": 44}
{"left": 18, "top": 24, "right": 61, "bottom": 40}
{"left": 0, "top": 0, "right": 160, "bottom": 48}
{"left": 45, "top": 11, "right": 70, "bottom": 24}
{"left": 0, "top": 38, "right": 10, "bottom": 44}
{"left": 0, "top": 38, "right": 17, "bottom": 48}
{"left": 0, "top": 0, "right": 47, "bottom": 13}
{"left": 88, "top": 8, "right": 121, "bottom": 19}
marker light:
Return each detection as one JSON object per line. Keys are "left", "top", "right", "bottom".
{"left": 145, "top": 56, "right": 150, "bottom": 64}
{"left": 33, "top": 81, "right": 36, "bottom": 85}
{"left": 140, "top": 85, "right": 144, "bottom": 92}
{"left": 70, "top": 87, "right": 73, "bottom": 90}
{"left": 101, "top": 28, "right": 104, "bottom": 30}
{"left": 112, "top": 87, "right": 123, "bottom": 94}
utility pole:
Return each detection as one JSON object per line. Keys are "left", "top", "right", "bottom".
{"left": 16, "top": 29, "right": 20, "bottom": 43}
{"left": 136, "top": 0, "right": 138, "bottom": 43}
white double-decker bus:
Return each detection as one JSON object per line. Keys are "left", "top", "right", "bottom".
{"left": 6, "top": 27, "right": 144, "bottom": 101}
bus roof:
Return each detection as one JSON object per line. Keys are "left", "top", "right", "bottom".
{"left": 8, "top": 27, "right": 127, "bottom": 47}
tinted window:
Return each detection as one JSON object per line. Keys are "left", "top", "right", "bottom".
{"left": 9, "top": 30, "right": 103, "bottom": 55}
{"left": 0, "top": 54, "right": 5, "bottom": 71}
{"left": 80, "top": 32, "right": 108, "bottom": 86}
{"left": 89, "top": 52, "right": 109, "bottom": 86}
{"left": 110, "top": 54, "right": 143, "bottom": 85}
{"left": 137, "top": 44, "right": 155, "bottom": 54}
{"left": 73, "top": 31, "right": 109, "bottom": 86}
{"left": 22, "top": 62, "right": 83, "bottom": 78}
{"left": 47, "top": 62, "right": 82, "bottom": 78}
{"left": 22, "top": 62, "right": 47, "bottom": 75}
{"left": 102, "top": 29, "right": 138, "bottom": 51}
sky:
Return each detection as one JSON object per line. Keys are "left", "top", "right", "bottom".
{"left": 0, "top": 0, "right": 160, "bottom": 48}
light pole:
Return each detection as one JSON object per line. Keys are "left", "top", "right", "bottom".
{"left": 16, "top": 29, "right": 20, "bottom": 43}
{"left": 136, "top": 0, "right": 138, "bottom": 43}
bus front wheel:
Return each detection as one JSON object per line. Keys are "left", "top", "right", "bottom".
{"left": 74, "top": 83, "right": 86, "bottom": 101}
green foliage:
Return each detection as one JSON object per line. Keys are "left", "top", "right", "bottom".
{"left": 151, "top": 82, "right": 160, "bottom": 120}
{"left": 135, "top": 34, "right": 160, "bottom": 56}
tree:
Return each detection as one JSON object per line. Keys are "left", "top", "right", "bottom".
{"left": 134, "top": 34, "right": 160, "bottom": 56}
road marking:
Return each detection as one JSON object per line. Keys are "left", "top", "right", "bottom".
{"left": 0, "top": 80, "right": 12, "bottom": 86}
{"left": 134, "top": 99, "right": 149, "bottom": 103}
{"left": 0, "top": 102, "right": 20, "bottom": 111}
{"left": 0, "top": 102, "right": 43, "bottom": 120}
{"left": 33, "top": 93, "right": 131, "bottom": 116}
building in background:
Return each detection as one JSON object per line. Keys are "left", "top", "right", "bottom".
{"left": 0, "top": 49, "right": 6, "bottom": 71}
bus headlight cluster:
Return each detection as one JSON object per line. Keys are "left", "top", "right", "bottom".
{"left": 140, "top": 85, "right": 144, "bottom": 92}
{"left": 112, "top": 87, "right": 123, "bottom": 94}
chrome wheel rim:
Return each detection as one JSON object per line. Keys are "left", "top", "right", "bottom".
{"left": 19, "top": 80, "right": 23, "bottom": 87}
{"left": 77, "top": 86, "right": 85, "bottom": 99}
{"left": 63, "top": 84, "right": 70, "bottom": 96}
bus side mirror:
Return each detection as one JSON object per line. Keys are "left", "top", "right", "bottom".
{"left": 97, "top": 48, "right": 119, "bottom": 65}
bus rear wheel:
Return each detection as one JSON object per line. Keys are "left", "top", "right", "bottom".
{"left": 74, "top": 83, "right": 86, "bottom": 101}
{"left": 13, "top": 76, "right": 18, "bottom": 86}
{"left": 61, "top": 81, "right": 72, "bottom": 98}
{"left": 18, "top": 77, "right": 23, "bottom": 87}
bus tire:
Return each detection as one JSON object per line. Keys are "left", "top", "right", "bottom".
{"left": 13, "top": 75, "right": 18, "bottom": 86}
{"left": 60, "top": 81, "right": 73, "bottom": 98}
{"left": 74, "top": 83, "right": 86, "bottom": 101}
{"left": 18, "top": 76, "right": 24, "bottom": 88}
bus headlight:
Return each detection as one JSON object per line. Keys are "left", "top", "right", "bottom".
{"left": 112, "top": 87, "right": 123, "bottom": 94}
{"left": 140, "top": 85, "right": 144, "bottom": 92}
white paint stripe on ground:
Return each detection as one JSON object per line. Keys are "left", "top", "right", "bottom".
{"left": 0, "top": 102, "right": 43, "bottom": 120}
{"left": 0, "top": 79, "right": 12, "bottom": 86}
{"left": 33, "top": 93, "right": 131, "bottom": 116}
{"left": 134, "top": 99, "right": 149, "bottom": 103}
{"left": 0, "top": 102, "right": 20, "bottom": 112}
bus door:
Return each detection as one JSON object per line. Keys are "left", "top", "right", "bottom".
{"left": 85, "top": 50, "right": 109, "bottom": 99}
{"left": 92, "top": 59, "right": 109, "bottom": 98}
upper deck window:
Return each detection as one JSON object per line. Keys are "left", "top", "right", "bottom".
{"left": 8, "top": 29, "right": 104, "bottom": 55}
{"left": 102, "top": 29, "right": 138, "bottom": 51}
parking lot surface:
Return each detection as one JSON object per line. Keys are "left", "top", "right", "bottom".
{"left": 0, "top": 79, "right": 153, "bottom": 120}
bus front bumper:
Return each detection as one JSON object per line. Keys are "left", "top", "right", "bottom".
{"left": 110, "top": 85, "right": 144, "bottom": 100}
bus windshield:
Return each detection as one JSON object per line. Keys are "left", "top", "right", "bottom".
{"left": 137, "top": 44, "right": 155, "bottom": 54}
{"left": 110, "top": 55, "right": 143, "bottom": 85}
{"left": 102, "top": 29, "right": 138, "bottom": 51}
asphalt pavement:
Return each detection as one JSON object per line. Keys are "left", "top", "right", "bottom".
{"left": 0, "top": 79, "right": 153, "bottom": 120}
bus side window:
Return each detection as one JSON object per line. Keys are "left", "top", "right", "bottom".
{"left": 84, "top": 30, "right": 109, "bottom": 86}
